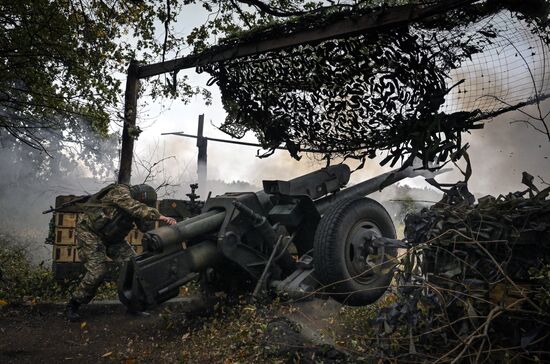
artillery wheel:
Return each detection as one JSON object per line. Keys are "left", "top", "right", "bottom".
{"left": 313, "top": 197, "right": 397, "bottom": 306}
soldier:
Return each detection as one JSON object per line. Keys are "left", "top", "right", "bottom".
{"left": 66, "top": 183, "right": 176, "bottom": 321}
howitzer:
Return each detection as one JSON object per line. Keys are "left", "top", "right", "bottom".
{"left": 118, "top": 165, "right": 440, "bottom": 311}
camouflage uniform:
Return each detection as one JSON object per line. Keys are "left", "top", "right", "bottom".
{"left": 71, "top": 184, "right": 160, "bottom": 304}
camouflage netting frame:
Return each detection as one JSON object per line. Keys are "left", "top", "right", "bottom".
{"left": 370, "top": 176, "right": 550, "bottom": 362}
{"left": 201, "top": 1, "right": 550, "bottom": 169}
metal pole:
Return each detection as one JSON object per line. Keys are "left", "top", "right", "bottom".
{"left": 196, "top": 114, "right": 208, "bottom": 197}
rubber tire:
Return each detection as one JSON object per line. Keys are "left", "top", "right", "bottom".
{"left": 313, "top": 197, "right": 397, "bottom": 306}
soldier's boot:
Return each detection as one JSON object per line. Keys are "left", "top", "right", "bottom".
{"left": 66, "top": 299, "right": 82, "bottom": 322}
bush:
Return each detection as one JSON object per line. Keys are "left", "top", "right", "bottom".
{"left": 0, "top": 238, "right": 116, "bottom": 304}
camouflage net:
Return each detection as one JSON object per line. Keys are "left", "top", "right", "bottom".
{"left": 371, "top": 175, "right": 550, "bottom": 362}
{"left": 202, "top": 1, "right": 550, "bottom": 169}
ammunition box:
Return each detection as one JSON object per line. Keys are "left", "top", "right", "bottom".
{"left": 126, "top": 229, "right": 144, "bottom": 245}
{"left": 55, "top": 227, "right": 76, "bottom": 245}
{"left": 53, "top": 245, "right": 75, "bottom": 263}
{"left": 159, "top": 199, "right": 194, "bottom": 219}
{"left": 55, "top": 212, "right": 78, "bottom": 228}
{"left": 125, "top": 230, "right": 134, "bottom": 244}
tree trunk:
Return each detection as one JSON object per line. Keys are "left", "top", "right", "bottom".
{"left": 118, "top": 60, "right": 140, "bottom": 184}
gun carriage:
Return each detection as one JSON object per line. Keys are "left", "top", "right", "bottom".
{"left": 118, "top": 165, "right": 434, "bottom": 311}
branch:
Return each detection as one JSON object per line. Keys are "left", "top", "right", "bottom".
{"left": 162, "top": 0, "right": 170, "bottom": 63}
{"left": 235, "top": 0, "right": 313, "bottom": 17}
{"left": 230, "top": 0, "right": 252, "bottom": 28}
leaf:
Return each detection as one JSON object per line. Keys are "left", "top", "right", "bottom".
{"left": 102, "top": 352, "right": 112, "bottom": 358}
{"left": 80, "top": 321, "right": 87, "bottom": 329}
{"left": 0, "top": 299, "right": 7, "bottom": 306}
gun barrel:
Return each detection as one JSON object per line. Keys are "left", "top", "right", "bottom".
{"left": 118, "top": 239, "right": 221, "bottom": 310}
{"left": 263, "top": 164, "right": 350, "bottom": 200}
{"left": 143, "top": 210, "right": 226, "bottom": 252}
{"left": 314, "top": 167, "right": 434, "bottom": 214}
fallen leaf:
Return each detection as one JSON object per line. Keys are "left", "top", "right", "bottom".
{"left": 80, "top": 321, "right": 87, "bottom": 329}
{"left": 101, "top": 352, "right": 112, "bottom": 358}
{"left": 0, "top": 299, "right": 8, "bottom": 306}
{"left": 181, "top": 333, "right": 190, "bottom": 341}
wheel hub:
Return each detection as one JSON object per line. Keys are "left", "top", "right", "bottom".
{"left": 345, "top": 220, "right": 385, "bottom": 284}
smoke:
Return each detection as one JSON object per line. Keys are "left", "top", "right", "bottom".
{"left": 436, "top": 101, "right": 550, "bottom": 197}
{"left": 281, "top": 298, "right": 342, "bottom": 347}
{"left": 0, "top": 127, "right": 118, "bottom": 264}
{"left": 437, "top": 11, "right": 550, "bottom": 196}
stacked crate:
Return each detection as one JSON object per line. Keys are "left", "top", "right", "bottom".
{"left": 52, "top": 202, "right": 158, "bottom": 263}
{"left": 53, "top": 211, "right": 78, "bottom": 263}
{"left": 124, "top": 223, "right": 160, "bottom": 255}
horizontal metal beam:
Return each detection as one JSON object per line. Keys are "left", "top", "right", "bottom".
{"left": 138, "top": 0, "right": 475, "bottom": 79}
{"left": 163, "top": 131, "right": 342, "bottom": 154}
{"left": 163, "top": 131, "right": 273, "bottom": 148}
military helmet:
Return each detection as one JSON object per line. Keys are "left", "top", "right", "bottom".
{"left": 130, "top": 184, "right": 157, "bottom": 207}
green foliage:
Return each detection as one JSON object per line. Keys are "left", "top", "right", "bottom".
{"left": 0, "top": 241, "right": 116, "bottom": 304}
{"left": 0, "top": 245, "right": 61, "bottom": 303}
{"left": 1, "top": 0, "right": 198, "bottom": 153}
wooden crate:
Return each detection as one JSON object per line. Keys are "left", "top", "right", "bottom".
{"left": 126, "top": 229, "right": 144, "bottom": 245}
{"left": 55, "top": 227, "right": 76, "bottom": 245}
{"left": 53, "top": 246, "right": 75, "bottom": 263}
{"left": 55, "top": 212, "right": 78, "bottom": 228}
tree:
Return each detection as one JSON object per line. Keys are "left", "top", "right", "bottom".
{"left": 0, "top": 0, "right": 194, "bottom": 153}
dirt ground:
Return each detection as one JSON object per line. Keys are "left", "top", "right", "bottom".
{"left": 0, "top": 297, "right": 349, "bottom": 364}
{"left": 0, "top": 300, "right": 193, "bottom": 363}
